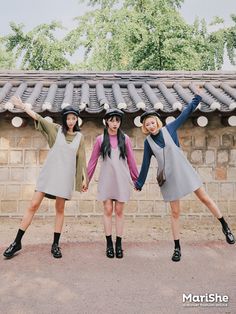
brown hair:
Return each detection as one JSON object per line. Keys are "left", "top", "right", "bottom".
{"left": 141, "top": 115, "right": 163, "bottom": 135}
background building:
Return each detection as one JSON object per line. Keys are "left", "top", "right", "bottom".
{"left": 0, "top": 71, "right": 235, "bottom": 218}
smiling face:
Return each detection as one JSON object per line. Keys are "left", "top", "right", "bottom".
{"left": 66, "top": 113, "right": 78, "bottom": 131}
{"left": 144, "top": 116, "right": 159, "bottom": 135}
{"left": 106, "top": 115, "right": 121, "bottom": 134}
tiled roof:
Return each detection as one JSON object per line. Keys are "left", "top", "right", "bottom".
{"left": 0, "top": 71, "right": 236, "bottom": 118}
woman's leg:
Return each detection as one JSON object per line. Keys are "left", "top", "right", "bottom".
{"left": 114, "top": 201, "right": 125, "bottom": 237}
{"left": 3, "top": 191, "right": 45, "bottom": 258}
{"left": 194, "top": 187, "right": 235, "bottom": 244}
{"left": 194, "top": 187, "right": 221, "bottom": 218}
{"left": 51, "top": 197, "right": 66, "bottom": 258}
{"left": 103, "top": 200, "right": 114, "bottom": 258}
{"left": 170, "top": 200, "right": 181, "bottom": 241}
{"left": 20, "top": 191, "right": 45, "bottom": 230}
{"left": 103, "top": 200, "right": 113, "bottom": 236}
{"left": 54, "top": 197, "right": 66, "bottom": 233}
{"left": 170, "top": 200, "right": 181, "bottom": 262}
{"left": 114, "top": 201, "right": 125, "bottom": 258}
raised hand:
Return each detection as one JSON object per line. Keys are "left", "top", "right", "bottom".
{"left": 195, "top": 85, "right": 203, "bottom": 95}
{"left": 11, "top": 96, "right": 25, "bottom": 110}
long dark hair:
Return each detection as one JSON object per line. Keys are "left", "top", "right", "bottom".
{"left": 61, "top": 113, "right": 80, "bottom": 136}
{"left": 100, "top": 116, "right": 126, "bottom": 160}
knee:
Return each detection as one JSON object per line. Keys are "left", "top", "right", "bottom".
{"left": 56, "top": 205, "right": 65, "bottom": 215}
{"left": 104, "top": 207, "right": 113, "bottom": 217}
{"left": 171, "top": 209, "right": 180, "bottom": 219}
{"left": 29, "top": 200, "right": 40, "bottom": 213}
{"left": 115, "top": 208, "right": 123, "bottom": 218}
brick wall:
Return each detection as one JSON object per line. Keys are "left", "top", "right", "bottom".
{"left": 0, "top": 116, "right": 235, "bottom": 218}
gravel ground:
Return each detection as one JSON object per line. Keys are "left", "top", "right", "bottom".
{"left": 0, "top": 216, "right": 236, "bottom": 314}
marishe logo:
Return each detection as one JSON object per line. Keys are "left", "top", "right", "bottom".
{"left": 182, "top": 293, "right": 229, "bottom": 307}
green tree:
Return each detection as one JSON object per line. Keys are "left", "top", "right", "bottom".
{"left": 0, "top": 39, "right": 16, "bottom": 69}
{"left": 67, "top": 0, "right": 236, "bottom": 70}
{"left": 5, "top": 21, "right": 71, "bottom": 70}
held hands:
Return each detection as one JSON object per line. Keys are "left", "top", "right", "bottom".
{"left": 82, "top": 182, "right": 88, "bottom": 192}
{"left": 11, "top": 96, "right": 25, "bottom": 110}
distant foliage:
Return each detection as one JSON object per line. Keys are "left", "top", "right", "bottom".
{"left": 5, "top": 22, "right": 71, "bottom": 70}
{"left": 2, "top": 0, "right": 236, "bottom": 70}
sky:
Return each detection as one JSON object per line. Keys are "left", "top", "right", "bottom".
{"left": 1, "top": 0, "right": 236, "bottom": 70}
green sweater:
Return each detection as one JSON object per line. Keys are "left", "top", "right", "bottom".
{"left": 35, "top": 114, "right": 88, "bottom": 192}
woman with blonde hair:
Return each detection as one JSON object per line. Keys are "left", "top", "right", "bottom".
{"left": 135, "top": 89, "right": 235, "bottom": 262}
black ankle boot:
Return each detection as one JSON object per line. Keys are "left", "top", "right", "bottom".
{"left": 222, "top": 226, "right": 235, "bottom": 244}
{"left": 3, "top": 242, "right": 22, "bottom": 258}
{"left": 115, "top": 246, "right": 123, "bottom": 258}
{"left": 172, "top": 248, "right": 181, "bottom": 262}
{"left": 106, "top": 246, "right": 114, "bottom": 258}
{"left": 51, "top": 243, "right": 62, "bottom": 258}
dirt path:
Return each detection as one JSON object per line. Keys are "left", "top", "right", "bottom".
{"left": 1, "top": 216, "right": 235, "bottom": 314}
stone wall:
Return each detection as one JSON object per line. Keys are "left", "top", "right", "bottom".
{"left": 0, "top": 116, "right": 235, "bottom": 219}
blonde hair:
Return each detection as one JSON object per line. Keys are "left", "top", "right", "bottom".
{"left": 141, "top": 115, "right": 163, "bottom": 135}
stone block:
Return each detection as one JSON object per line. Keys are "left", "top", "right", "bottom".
{"left": 24, "top": 167, "right": 39, "bottom": 182}
{"left": 78, "top": 200, "right": 94, "bottom": 213}
{"left": 125, "top": 200, "right": 138, "bottom": 213}
{"left": 227, "top": 167, "right": 236, "bottom": 181}
{"left": 229, "top": 149, "right": 236, "bottom": 166}
{"left": 138, "top": 200, "right": 155, "bottom": 213}
{"left": 189, "top": 200, "right": 209, "bottom": 214}
{"left": 197, "top": 167, "right": 213, "bottom": 181}
{"left": 21, "top": 184, "right": 35, "bottom": 199}
{"left": 0, "top": 167, "right": 9, "bottom": 181}
{"left": 24, "top": 150, "right": 38, "bottom": 164}
{"left": 217, "top": 150, "right": 229, "bottom": 164}
{"left": 9, "top": 150, "right": 23, "bottom": 164}
{"left": 1, "top": 200, "right": 18, "bottom": 213}
{"left": 39, "top": 150, "right": 48, "bottom": 165}
{"left": 0, "top": 137, "right": 10, "bottom": 148}
{"left": 207, "top": 135, "right": 220, "bottom": 147}
{"left": 15, "top": 137, "right": 32, "bottom": 148}
{"left": 221, "top": 133, "right": 233, "bottom": 147}
{"left": 219, "top": 183, "right": 234, "bottom": 200}
{"left": 205, "top": 150, "right": 215, "bottom": 165}
{"left": 206, "top": 183, "right": 219, "bottom": 200}
{"left": 215, "top": 167, "right": 227, "bottom": 180}
{"left": 194, "top": 136, "right": 206, "bottom": 148}
{"left": 6, "top": 185, "right": 21, "bottom": 200}
{"left": 190, "top": 150, "right": 203, "bottom": 164}
{"left": 10, "top": 167, "right": 24, "bottom": 182}
{"left": 0, "top": 150, "right": 8, "bottom": 164}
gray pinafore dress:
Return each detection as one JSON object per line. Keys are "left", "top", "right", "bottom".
{"left": 97, "top": 135, "right": 133, "bottom": 202}
{"left": 147, "top": 127, "right": 202, "bottom": 202}
{"left": 36, "top": 127, "right": 81, "bottom": 200}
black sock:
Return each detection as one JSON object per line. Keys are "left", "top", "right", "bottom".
{"left": 116, "top": 236, "right": 122, "bottom": 249}
{"left": 53, "top": 232, "right": 61, "bottom": 245}
{"left": 218, "top": 217, "right": 228, "bottom": 230}
{"left": 14, "top": 229, "right": 25, "bottom": 244}
{"left": 174, "top": 239, "right": 181, "bottom": 250}
{"left": 106, "top": 235, "right": 113, "bottom": 248}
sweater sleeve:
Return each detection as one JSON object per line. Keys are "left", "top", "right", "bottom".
{"left": 135, "top": 139, "right": 153, "bottom": 190}
{"left": 167, "top": 95, "right": 202, "bottom": 132}
{"left": 125, "top": 135, "right": 139, "bottom": 182}
{"left": 75, "top": 135, "right": 89, "bottom": 192}
{"left": 34, "top": 113, "right": 60, "bottom": 147}
{"left": 87, "top": 136, "right": 102, "bottom": 182}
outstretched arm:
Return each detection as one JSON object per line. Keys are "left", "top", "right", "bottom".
{"left": 167, "top": 86, "right": 203, "bottom": 132}
{"left": 11, "top": 96, "right": 37, "bottom": 120}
